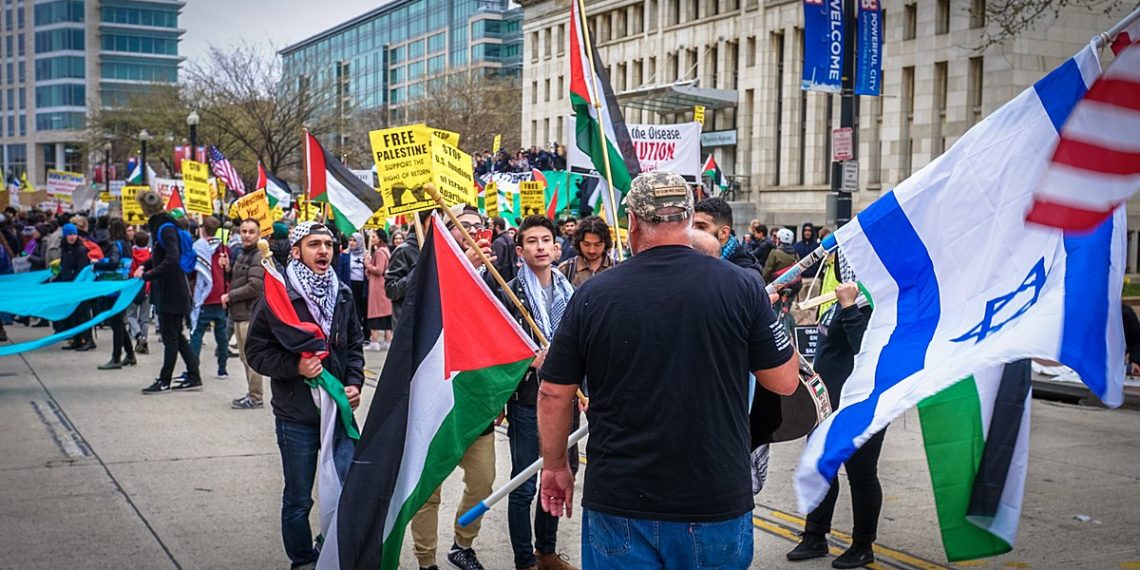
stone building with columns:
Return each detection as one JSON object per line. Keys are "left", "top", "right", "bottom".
{"left": 518, "top": 0, "right": 1138, "bottom": 265}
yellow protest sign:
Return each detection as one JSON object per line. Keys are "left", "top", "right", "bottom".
{"left": 431, "top": 137, "right": 476, "bottom": 208}
{"left": 271, "top": 206, "right": 285, "bottom": 222}
{"left": 484, "top": 181, "right": 499, "bottom": 219}
{"left": 492, "top": 134, "right": 502, "bottom": 155}
{"left": 694, "top": 105, "right": 706, "bottom": 123}
{"left": 121, "top": 185, "right": 149, "bottom": 225}
{"left": 230, "top": 189, "right": 272, "bottom": 237}
{"left": 519, "top": 181, "right": 545, "bottom": 217}
{"left": 363, "top": 210, "right": 387, "bottom": 230}
{"left": 99, "top": 192, "right": 114, "bottom": 203}
{"left": 182, "top": 160, "right": 213, "bottom": 215}
{"left": 298, "top": 199, "right": 320, "bottom": 222}
{"left": 432, "top": 127, "right": 460, "bottom": 146}
{"left": 370, "top": 124, "right": 437, "bottom": 217}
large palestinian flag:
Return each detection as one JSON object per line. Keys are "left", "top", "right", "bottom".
{"left": 257, "top": 161, "right": 292, "bottom": 208}
{"left": 918, "top": 360, "right": 1032, "bottom": 561}
{"left": 305, "top": 132, "right": 384, "bottom": 235}
{"left": 569, "top": 0, "right": 639, "bottom": 219}
{"left": 320, "top": 214, "right": 537, "bottom": 569}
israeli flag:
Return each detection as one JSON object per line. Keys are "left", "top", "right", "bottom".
{"left": 796, "top": 44, "right": 1126, "bottom": 512}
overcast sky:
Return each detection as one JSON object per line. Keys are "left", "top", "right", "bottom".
{"left": 180, "top": 0, "right": 389, "bottom": 64}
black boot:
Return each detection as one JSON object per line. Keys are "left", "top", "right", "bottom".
{"left": 122, "top": 353, "right": 137, "bottom": 366}
{"left": 832, "top": 542, "right": 874, "bottom": 569}
{"left": 787, "top": 532, "right": 829, "bottom": 561}
{"left": 98, "top": 360, "right": 123, "bottom": 370}
{"left": 135, "top": 340, "right": 149, "bottom": 355}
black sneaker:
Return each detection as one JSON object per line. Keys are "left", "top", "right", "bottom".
{"left": 76, "top": 342, "right": 97, "bottom": 352}
{"left": 135, "top": 340, "right": 148, "bottom": 354}
{"left": 447, "top": 544, "right": 485, "bottom": 570}
{"left": 832, "top": 542, "right": 874, "bottom": 569}
{"left": 787, "top": 532, "right": 829, "bottom": 561}
{"left": 172, "top": 378, "right": 203, "bottom": 392}
{"left": 141, "top": 380, "right": 171, "bottom": 395}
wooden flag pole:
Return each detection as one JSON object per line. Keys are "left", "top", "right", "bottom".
{"left": 412, "top": 211, "right": 426, "bottom": 251}
{"left": 576, "top": 0, "right": 625, "bottom": 263}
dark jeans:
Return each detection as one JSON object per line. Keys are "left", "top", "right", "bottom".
{"left": 350, "top": 280, "right": 367, "bottom": 335}
{"left": 157, "top": 312, "right": 200, "bottom": 383}
{"left": 274, "top": 417, "right": 355, "bottom": 568}
{"left": 804, "top": 427, "right": 887, "bottom": 544}
{"left": 581, "top": 508, "right": 753, "bottom": 569}
{"left": 189, "top": 304, "right": 228, "bottom": 374}
{"left": 109, "top": 311, "right": 134, "bottom": 362}
{"left": 507, "top": 401, "right": 559, "bottom": 568}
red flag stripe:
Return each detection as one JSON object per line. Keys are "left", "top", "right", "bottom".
{"left": 1052, "top": 138, "right": 1140, "bottom": 175}
{"left": 568, "top": 0, "right": 592, "bottom": 103}
{"left": 305, "top": 133, "right": 327, "bottom": 200}
{"left": 1026, "top": 199, "right": 1116, "bottom": 231}
{"left": 1082, "top": 78, "right": 1140, "bottom": 112}
{"left": 1112, "top": 31, "right": 1136, "bottom": 56}
{"left": 261, "top": 261, "right": 328, "bottom": 358}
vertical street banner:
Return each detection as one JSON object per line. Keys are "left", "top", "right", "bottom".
{"left": 182, "top": 160, "right": 213, "bottom": 215}
{"left": 121, "top": 185, "right": 149, "bottom": 225}
{"left": 855, "top": 0, "right": 883, "bottom": 96}
{"left": 802, "top": 0, "right": 845, "bottom": 93}
{"left": 519, "top": 181, "right": 545, "bottom": 217}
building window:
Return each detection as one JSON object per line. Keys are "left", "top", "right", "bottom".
{"left": 543, "top": 27, "right": 551, "bottom": 58}
{"left": 99, "top": 33, "right": 178, "bottom": 56}
{"left": 747, "top": 36, "right": 756, "bottom": 67}
{"left": 668, "top": 0, "right": 680, "bottom": 26}
{"left": 557, "top": 24, "right": 565, "bottom": 55}
{"left": 632, "top": 60, "right": 642, "bottom": 87}
{"left": 616, "top": 63, "right": 626, "bottom": 91}
{"left": 531, "top": 120, "right": 538, "bottom": 146}
{"left": 35, "top": 111, "right": 84, "bottom": 131}
{"left": 934, "top": 61, "right": 947, "bottom": 155}
{"left": 968, "top": 56, "right": 984, "bottom": 125}
{"left": 631, "top": 4, "right": 643, "bottom": 34}
{"left": 971, "top": 0, "right": 986, "bottom": 28}
{"left": 557, "top": 75, "right": 564, "bottom": 99}
{"left": 648, "top": 0, "right": 659, "bottom": 31}
{"left": 936, "top": 0, "right": 950, "bottom": 35}
{"left": 531, "top": 80, "right": 538, "bottom": 104}
{"left": 902, "top": 65, "right": 915, "bottom": 177}
{"left": 614, "top": 8, "right": 626, "bottom": 38}
{"left": 544, "top": 78, "right": 550, "bottom": 102}
{"left": 35, "top": 28, "right": 85, "bottom": 53}
{"left": 530, "top": 31, "right": 538, "bottom": 61}
{"left": 35, "top": 0, "right": 84, "bottom": 25}
{"left": 427, "top": 32, "right": 445, "bottom": 53}
{"left": 903, "top": 4, "right": 917, "bottom": 41}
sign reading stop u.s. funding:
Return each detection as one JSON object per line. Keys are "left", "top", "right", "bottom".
{"left": 182, "top": 160, "right": 213, "bottom": 215}
{"left": 431, "top": 138, "right": 475, "bottom": 208}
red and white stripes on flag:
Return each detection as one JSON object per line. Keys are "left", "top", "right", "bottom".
{"left": 209, "top": 145, "right": 246, "bottom": 196}
{"left": 1026, "top": 37, "right": 1140, "bottom": 230}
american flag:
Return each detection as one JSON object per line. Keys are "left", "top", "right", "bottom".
{"left": 208, "top": 145, "right": 246, "bottom": 196}
{"left": 1026, "top": 21, "right": 1140, "bottom": 230}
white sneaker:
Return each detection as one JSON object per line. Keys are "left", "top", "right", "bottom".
{"left": 365, "top": 341, "right": 381, "bottom": 352}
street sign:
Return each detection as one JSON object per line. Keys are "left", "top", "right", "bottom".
{"left": 841, "top": 160, "right": 859, "bottom": 192}
{"left": 832, "top": 127, "right": 854, "bottom": 161}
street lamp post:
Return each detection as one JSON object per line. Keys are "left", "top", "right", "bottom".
{"left": 139, "top": 129, "right": 151, "bottom": 185}
{"left": 103, "top": 142, "right": 111, "bottom": 196}
{"left": 187, "top": 110, "right": 199, "bottom": 161}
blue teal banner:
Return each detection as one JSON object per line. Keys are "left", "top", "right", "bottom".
{"left": 0, "top": 278, "right": 143, "bottom": 357}
{"left": 855, "top": 0, "right": 883, "bottom": 96}
{"left": 802, "top": 0, "right": 845, "bottom": 93}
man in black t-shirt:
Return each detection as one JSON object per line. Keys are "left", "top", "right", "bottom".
{"left": 536, "top": 171, "right": 799, "bottom": 569}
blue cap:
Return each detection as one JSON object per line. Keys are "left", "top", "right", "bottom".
{"left": 61, "top": 223, "right": 78, "bottom": 236}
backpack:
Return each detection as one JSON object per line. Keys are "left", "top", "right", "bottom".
{"left": 156, "top": 222, "right": 197, "bottom": 273}
{"left": 81, "top": 238, "right": 104, "bottom": 263}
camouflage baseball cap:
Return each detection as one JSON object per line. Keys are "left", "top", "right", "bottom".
{"left": 623, "top": 171, "right": 693, "bottom": 223}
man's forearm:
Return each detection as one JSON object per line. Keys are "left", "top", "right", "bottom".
{"left": 537, "top": 383, "right": 577, "bottom": 468}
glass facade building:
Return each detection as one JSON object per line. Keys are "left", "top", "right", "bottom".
{"left": 280, "top": 0, "right": 522, "bottom": 126}
{"left": 0, "top": 0, "right": 182, "bottom": 183}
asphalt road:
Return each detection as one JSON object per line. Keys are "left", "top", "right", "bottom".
{"left": 1, "top": 324, "right": 1138, "bottom": 569}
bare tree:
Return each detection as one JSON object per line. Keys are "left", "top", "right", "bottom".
{"left": 87, "top": 83, "right": 190, "bottom": 177}
{"left": 184, "top": 42, "right": 337, "bottom": 182}
{"left": 978, "top": 0, "right": 1136, "bottom": 46}
{"left": 406, "top": 68, "right": 523, "bottom": 155}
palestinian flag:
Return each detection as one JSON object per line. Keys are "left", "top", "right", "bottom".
{"left": 323, "top": 213, "right": 537, "bottom": 569}
{"left": 569, "top": 0, "right": 639, "bottom": 217}
{"left": 703, "top": 153, "right": 729, "bottom": 194}
{"left": 918, "top": 360, "right": 1032, "bottom": 561}
{"left": 257, "top": 161, "right": 292, "bottom": 208}
{"left": 305, "top": 132, "right": 384, "bottom": 235}
{"left": 127, "top": 158, "right": 143, "bottom": 184}
{"left": 165, "top": 186, "right": 186, "bottom": 219}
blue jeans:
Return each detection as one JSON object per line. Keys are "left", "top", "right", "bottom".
{"left": 274, "top": 418, "right": 355, "bottom": 568}
{"left": 581, "top": 509, "right": 753, "bottom": 570}
{"left": 189, "top": 304, "right": 228, "bottom": 374}
{"left": 507, "top": 401, "right": 559, "bottom": 568}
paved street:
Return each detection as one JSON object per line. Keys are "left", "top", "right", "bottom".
{"left": 2, "top": 324, "right": 1139, "bottom": 569}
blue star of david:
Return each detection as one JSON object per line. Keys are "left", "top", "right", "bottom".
{"left": 951, "top": 257, "right": 1047, "bottom": 344}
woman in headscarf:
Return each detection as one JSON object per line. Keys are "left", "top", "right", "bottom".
{"left": 345, "top": 232, "right": 368, "bottom": 337}
{"left": 362, "top": 229, "right": 393, "bottom": 351}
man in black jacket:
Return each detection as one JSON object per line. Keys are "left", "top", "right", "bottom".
{"left": 491, "top": 215, "right": 519, "bottom": 282}
{"left": 244, "top": 221, "right": 363, "bottom": 570}
{"left": 134, "top": 191, "right": 201, "bottom": 394}
{"left": 384, "top": 221, "right": 420, "bottom": 330}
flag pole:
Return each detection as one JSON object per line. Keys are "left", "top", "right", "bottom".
{"left": 1095, "top": 5, "right": 1140, "bottom": 46}
{"left": 576, "top": 0, "right": 625, "bottom": 263}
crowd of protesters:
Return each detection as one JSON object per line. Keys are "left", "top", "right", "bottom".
{"left": 474, "top": 143, "right": 568, "bottom": 175}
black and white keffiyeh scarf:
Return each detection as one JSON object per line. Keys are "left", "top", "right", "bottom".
{"left": 286, "top": 258, "right": 341, "bottom": 335}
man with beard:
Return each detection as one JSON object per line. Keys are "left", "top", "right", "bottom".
{"left": 244, "top": 221, "right": 363, "bottom": 570}
{"left": 556, "top": 216, "right": 613, "bottom": 288}
{"left": 225, "top": 219, "right": 267, "bottom": 410}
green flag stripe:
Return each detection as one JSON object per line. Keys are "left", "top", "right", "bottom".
{"left": 918, "top": 376, "right": 1012, "bottom": 561}
{"left": 571, "top": 92, "right": 633, "bottom": 193}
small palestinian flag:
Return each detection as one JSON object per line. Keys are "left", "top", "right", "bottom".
{"left": 257, "top": 161, "right": 292, "bottom": 208}
{"left": 165, "top": 186, "right": 186, "bottom": 219}
{"left": 703, "top": 153, "right": 729, "bottom": 194}
{"left": 322, "top": 214, "right": 536, "bottom": 569}
{"left": 305, "top": 132, "right": 384, "bottom": 235}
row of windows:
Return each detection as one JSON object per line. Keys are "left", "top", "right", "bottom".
{"left": 35, "top": 83, "right": 84, "bottom": 108}
{"left": 100, "top": 82, "right": 150, "bottom": 107}
{"left": 36, "top": 110, "right": 84, "bottom": 131}
{"left": 3, "top": 87, "right": 26, "bottom": 110}
{"left": 5, "top": 6, "right": 25, "bottom": 32}
{"left": 101, "top": 33, "right": 178, "bottom": 56}
{"left": 6, "top": 61, "right": 26, "bottom": 84}
{"left": 35, "top": 55, "right": 84, "bottom": 80}
{"left": 102, "top": 59, "right": 178, "bottom": 82}
{"left": 34, "top": 1, "right": 84, "bottom": 26}
{"left": 35, "top": 28, "right": 84, "bottom": 53}
{"left": 5, "top": 33, "right": 24, "bottom": 57}
{"left": 101, "top": 5, "right": 179, "bottom": 28}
